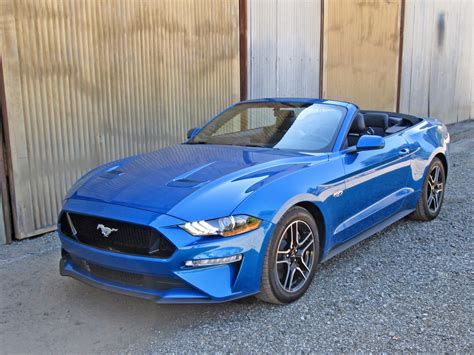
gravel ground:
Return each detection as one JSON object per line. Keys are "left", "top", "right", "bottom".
{"left": 1, "top": 121, "right": 473, "bottom": 354}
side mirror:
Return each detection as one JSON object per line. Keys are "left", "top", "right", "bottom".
{"left": 349, "top": 135, "right": 385, "bottom": 153}
{"left": 187, "top": 127, "right": 200, "bottom": 139}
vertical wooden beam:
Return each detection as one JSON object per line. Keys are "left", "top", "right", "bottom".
{"left": 239, "top": 0, "right": 248, "bottom": 101}
{"left": 0, "top": 57, "right": 14, "bottom": 244}
{"left": 1, "top": 0, "right": 40, "bottom": 238}
{"left": 319, "top": 0, "right": 325, "bottom": 98}
{"left": 396, "top": 0, "right": 406, "bottom": 112}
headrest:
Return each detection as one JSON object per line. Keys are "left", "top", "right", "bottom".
{"left": 364, "top": 113, "right": 389, "bottom": 129}
{"left": 350, "top": 113, "right": 365, "bottom": 134}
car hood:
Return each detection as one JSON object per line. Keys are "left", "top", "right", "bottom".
{"left": 69, "top": 144, "right": 327, "bottom": 220}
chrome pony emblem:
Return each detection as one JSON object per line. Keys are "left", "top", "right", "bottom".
{"left": 97, "top": 224, "right": 118, "bottom": 238}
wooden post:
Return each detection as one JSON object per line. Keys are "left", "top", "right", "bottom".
{"left": 239, "top": 0, "right": 248, "bottom": 101}
{"left": 0, "top": 57, "right": 13, "bottom": 244}
{"left": 396, "top": 0, "right": 406, "bottom": 112}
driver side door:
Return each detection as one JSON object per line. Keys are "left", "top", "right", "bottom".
{"left": 336, "top": 133, "right": 412, "bottom": 244}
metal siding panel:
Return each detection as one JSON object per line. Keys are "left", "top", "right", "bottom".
{"left": 400, "top": 0, "right": 473, "bottom": 123}
{"left": 248, "top": 0, "right": 321, "bottom": 99}
{"left": 0, "top": 0, "right": 36, "bottom": 236}
{"left": 276, "top": 0, "right": 320, "bottom": 97}
{"left": 472, "top": 8, "right": 474, "bottom": 121}
{"left": 249, "top": 0, "right": 278, "bottom": 98}
{"left": 1, "top": 0, "right": 240, "bottom": 238}
{"left": 322, "top": 0, "right": 402, "bottom": 111}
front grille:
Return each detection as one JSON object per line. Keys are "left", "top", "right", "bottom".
{"left": 59, "top": 212, "right": 175, "bottom": 258}
{"left": 70, "top": 256, "right": 189, "bottom": 290}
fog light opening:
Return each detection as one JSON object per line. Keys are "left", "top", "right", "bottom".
{"left": 185, "top": 254, "right": 242, "bottom": 267}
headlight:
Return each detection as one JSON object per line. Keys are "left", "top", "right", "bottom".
{"left": 180, "top": 215, "right": 261, "bottom": 237}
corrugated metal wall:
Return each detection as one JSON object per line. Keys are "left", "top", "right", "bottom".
{"left": 1, "top": 0, "right": 472, "bottom": 240}
{"left": 249, "top": 0, "right": 473, "bottom": 121}
{"left": 322, "top": 0, "right": 402, "bottom": 111}
{"left": 400, "top": 0, "right": 473, "bottom": 123}
{"left": 0, "top": 0, "right": 240, "bottom": 238}
{"left": 248, "top": 0, "right": 321, "bottom": 99}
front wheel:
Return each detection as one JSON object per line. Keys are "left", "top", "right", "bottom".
{"left": 257, "top": 206, "right": 320, "bottom": 304}
{"left": 410, "top": 157, "right": 446, "bottom": 221}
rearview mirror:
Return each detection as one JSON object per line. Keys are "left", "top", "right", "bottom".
{"left": 187, "top": 127, "right": 200, "bottom": 139}
{"left": 349, "top": 135, "right": 385, "bottom": 153}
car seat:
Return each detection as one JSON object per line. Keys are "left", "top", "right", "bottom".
{"left": 363, "top": 113, "right": 389, "bottom": 136}
{"left": 347, "top": 113, "right": 366, "bottom": 147}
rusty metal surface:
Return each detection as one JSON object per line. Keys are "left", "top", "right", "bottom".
{"left": 0, "top": 0, "right": 240, "bottom": 238}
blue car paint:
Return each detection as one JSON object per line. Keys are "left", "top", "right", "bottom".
{"left": 355, "top": 135, "right": 386, "bottom": 150}
{"left": 58, "top": 98, "right": 449, "bottom": 303}
{"left": 67, "top": 144, "right": 310, "bottom": 219}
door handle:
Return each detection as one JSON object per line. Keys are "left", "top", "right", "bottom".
{"left": 399, "top": 148, "right": 410, "bottom": 156}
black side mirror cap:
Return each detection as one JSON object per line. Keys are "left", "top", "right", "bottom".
{"left": 348, "top": 135, "right": 385, "bottom": 153}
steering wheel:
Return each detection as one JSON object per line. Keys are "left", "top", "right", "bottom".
{"left": 365, "top": 127, "right": 375, "bottom": 135}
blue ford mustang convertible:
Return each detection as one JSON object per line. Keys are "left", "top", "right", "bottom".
{"left": 59, "top": 98, "right": 449, "bottom": 304}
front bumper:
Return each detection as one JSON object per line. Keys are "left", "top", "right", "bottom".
{"left": 59, "top": 199, "right": 274, "bottom": 303}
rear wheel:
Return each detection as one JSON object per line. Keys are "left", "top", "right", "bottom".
{"left": 258, "top": 206, "right": 320, "bottom": 304}
{"left": 410, "top": 157, "right": 446, "bottom": 221}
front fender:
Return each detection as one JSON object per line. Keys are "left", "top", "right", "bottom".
{"left": 168, "top": 154, "right": 329, "bottom": 222}
{"left": 232, "top": 155, "right": 346, "bottom": 244}
{"left": 404, "top": 120, "right": 449, "bottom": 191}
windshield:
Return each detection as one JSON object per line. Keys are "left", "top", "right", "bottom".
{"left": 188, "top": 102, "right": 346, "bottom": 152}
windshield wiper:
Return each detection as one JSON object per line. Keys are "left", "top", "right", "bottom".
{"left": 241, "top": 144, "right": 278, "bottom": 149}
{"left": 187, "top": 141, "right": 209, "bottom": 145}
{"left": 187, "top": 142, "right": 278, "bottom": 149}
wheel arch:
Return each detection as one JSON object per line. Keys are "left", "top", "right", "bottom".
{"left": 434, "top": 152, "right": 448, "bottom": 178}
{"left": 294, "top": 201, "right": 326, "bottom": 258}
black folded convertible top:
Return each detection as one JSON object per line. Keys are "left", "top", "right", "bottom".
{"left": 361, "top": 110, "right": 421, "bottom": 125}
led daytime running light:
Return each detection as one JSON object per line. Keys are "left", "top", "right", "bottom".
{"left": 184, "top": 254, "right": 242, "bottom": 267}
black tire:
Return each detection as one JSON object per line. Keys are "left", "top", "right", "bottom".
{"left": 410, "top": 157, "right": 446, "bottom": 221}
{"left": 257, "top": 206, "right": 320, "bottom": 304}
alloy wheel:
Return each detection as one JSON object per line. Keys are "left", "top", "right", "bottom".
{"left": 427, "top": 165, "right": 444, "bottom": 214}
{"left": 275, "top": 220, "right": 316, "bottom": 293}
